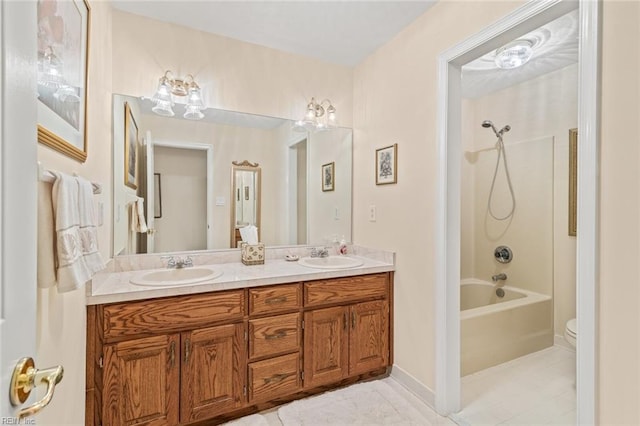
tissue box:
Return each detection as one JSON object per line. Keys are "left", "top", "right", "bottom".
{"left": 241, "top": 242, "right": 265, "bottom": 266}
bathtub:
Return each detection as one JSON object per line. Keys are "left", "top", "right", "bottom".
{"left": 460, "top": 279, "right": 553, "bottom": 376}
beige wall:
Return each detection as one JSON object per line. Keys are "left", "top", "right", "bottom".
{"left": 353, "top": 0, "right": 523, "bottom": 390}
{"left": 35, "top": 2, "right": 113, "bottom": 424}
{"left": 111, "top": 9, "right": 353, "bottom": 126}
{"left": 462, "top": 64, "right": 578, "bottom": 336}
{"left": 599, "top": 1, "right": 640, "bottom": 423}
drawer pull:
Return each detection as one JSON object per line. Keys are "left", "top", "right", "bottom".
{"left": 263, "top": 372, "right": 292, "bottom": 384}
{"left": 265, "top": 331, "right": 287, "bottom": 340}
{"left": 265, "top": 296, "right": 287, "bottom": 304}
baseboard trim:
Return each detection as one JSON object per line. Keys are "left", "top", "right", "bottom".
{"left": 389, "top": 364, "right": 435, "bottom": 409}
{"left": 554, "top": 334, "right": 576, "bottom": 352}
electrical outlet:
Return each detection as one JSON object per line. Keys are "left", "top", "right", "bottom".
{"left": 369, "top": 205, "right": 377, "bottom": 222}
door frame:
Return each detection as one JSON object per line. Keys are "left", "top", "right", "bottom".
{"left": 152, "top": 140, "right": 214, "bottom": 249}
{"left": 435, "top": 0, "right": 600, "bottom": 424}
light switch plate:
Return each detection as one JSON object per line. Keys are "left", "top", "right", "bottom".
{"left": 369, "top": 205, "right": 376, "bottom": 222}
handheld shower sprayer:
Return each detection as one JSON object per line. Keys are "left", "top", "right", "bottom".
{"left": 482, "top": 120, "right": 511, "bottom": 137}
{"left": 482, "top": 119, "right": 516, "bottom": 220}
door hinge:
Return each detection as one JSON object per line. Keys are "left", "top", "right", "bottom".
{"left": 301, "top": 371, "right": 304, "bottom": 381}
{"left": 99, "top": 356, "right": 104, "bottom": 369}
{"left": 301, "top": 319, "right": 305, "bottom": 330}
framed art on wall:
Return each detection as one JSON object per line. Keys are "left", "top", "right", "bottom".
{"left": 322, "top": 162, "right": 335, "bottom": 192}
{"left": 568, "top": 128, "right": 577, "bottom": 236}
{"left": 37, "top": 0, "right": 91, "bottom": 162}
{"left": 124, "top": 102, "right": 138, "bottom": 190}
{"left": 376, "top": 143, "right": 398, "bottom": 185}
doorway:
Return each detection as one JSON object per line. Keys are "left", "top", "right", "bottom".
{"left": 435, "top": 1, "right": 600, "bottom": 424}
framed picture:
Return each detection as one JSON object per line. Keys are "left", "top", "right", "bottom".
{"left": 154, "top": 173, "right": 162, "bottom": 219}
{"left": 322, "top": 162, "right": 335, "bottom": 192}
{"left": 124, "top": 102, "right": 138, "bottom": 190}
{"left": 568, "top": 128, "right": 578, "bottom": 236}
{"left": 376, "top": 143, "right": 398, "bottom": 185}
{"left": 37, "top": 0, "right": 91, "bottom": 163}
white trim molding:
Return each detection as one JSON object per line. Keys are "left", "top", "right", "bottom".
{"left": 435, "top": 0, "right": 599, "bottom": 423}
{"left": 390, "top": 364, "right": 436, "bottom": 409}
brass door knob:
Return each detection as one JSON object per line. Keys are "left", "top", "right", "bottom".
{"left": 10, "top": 357, "right": 64, "bottom": 419}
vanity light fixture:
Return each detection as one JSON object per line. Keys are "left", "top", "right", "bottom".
{"left": 494, "top": 39, "right": 534, "bottom": 69}
{"left": 293, "top": 97, "right": 337, "bottom": 132}
{"left": 151, "top": 70, "right": 205, "bottom": 120}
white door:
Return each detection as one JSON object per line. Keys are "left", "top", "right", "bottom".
{"left": 145, "top": 130, "right": 156, "bottom": 252}
{"left": 1, "top": 1, "right": 63, "bottom": 419}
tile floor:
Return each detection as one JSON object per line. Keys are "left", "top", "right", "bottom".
{"left": 452, "top": 345, "right": 576, "bottom": 425}
{"left": 227, "top": 345, "right": 576, "bottom": 426}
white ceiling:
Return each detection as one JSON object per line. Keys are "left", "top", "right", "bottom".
{"left": 111, "top": 1, "right": 436, "bottom": 67}
{"left": 113, "top": 2, "right": 579, "bottom": 102}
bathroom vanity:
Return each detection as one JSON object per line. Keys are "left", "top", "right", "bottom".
{"left": 85, "top": 248, "right": 394, "bottom": 425}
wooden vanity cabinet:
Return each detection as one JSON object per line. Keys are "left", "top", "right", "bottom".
{"left": 87, "top": 272, "right": 392, "bottom": 426}
{"left": 303, "top": 274, "right": 390, "bottom": 388}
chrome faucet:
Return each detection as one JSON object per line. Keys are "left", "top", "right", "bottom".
{"left": 310, "top": 247, "right": 330, "bottom": 258}
{"left": 165, "top": 256, "right": 193, "bottom": 269}
{"left": 492, "top": 273, "right": 507, "bottom": 282}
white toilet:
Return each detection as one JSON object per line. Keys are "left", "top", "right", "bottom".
{"left": 564, "top": 318, "right": 577, "bottom": 348}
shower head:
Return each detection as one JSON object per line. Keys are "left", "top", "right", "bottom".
{"left": 482, "top": 120, "right": 511, "bottom": 137}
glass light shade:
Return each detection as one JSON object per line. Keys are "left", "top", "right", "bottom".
{"left": 327, "top": 105, "right": 337, "bottom": 126}
{"left": 152, "top": 78, "right": 173, "bottom": 104}
{"left": 186, "top": 87, "right": 204, "bottom": 108}
{"left": 54, "top": 85, "right": 81, "bottom": 103}
{"left": 494, "top": 40, "right": 534, "bottom": 69}
{"left": 183, "top": 105, "right": 204, "bottom": 120}
{"left": 152, "top": 100, "right": 175, "bottom": 117}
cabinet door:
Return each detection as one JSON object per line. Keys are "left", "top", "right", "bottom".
{"left": 349, "top": 300, "right": 389, "bottom": 376}
{"left": 103, "top": 334, "right": 179, "bottom": 426}
{"left": 303, "top": 306, "right": 348, "bottom": 388}
{"left": 180, "top": 323, "right": 246, "bottom": 422}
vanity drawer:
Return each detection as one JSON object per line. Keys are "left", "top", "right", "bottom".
{"left": 304, "top": 273, "right": 388, "bottom": 307}
{"left": 248, "top": 353, "right": 301, "bottom": 403}
{"left": 249, "top": 313, "right": 300, "bottom": 360}
{"left": 103, "top": 290, "right": 245, "bottom": 341}
{"left": 249, "top": 284, "right": 301, "bottom": 316}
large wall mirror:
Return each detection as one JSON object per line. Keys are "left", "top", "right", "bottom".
{"left": 112, "top": 94, "right": 353, "bottom": 256}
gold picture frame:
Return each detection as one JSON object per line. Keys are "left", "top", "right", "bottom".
{"left": 37, "top": 0, "right": 91, "bottom": 163}
{"left": 124, "top": 102, "right": 138, "bottom": 190}
{"left": 376, "top": 143, "right": 398, "bottom": 185}
{"left": 569, "top": 128, "right": 578, "bottom": 236}
{"left": 322, "top": 162, "right": 335, "bottom": 192}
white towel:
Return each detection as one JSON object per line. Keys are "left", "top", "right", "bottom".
{"left": 37, "top": 181, "right": 57, "bottom": 288}
{"left": 51, "top": 172, "right": 105, "bottom": 293}
{"left": 130, "top": 197, "right": 148, "bottom": 233}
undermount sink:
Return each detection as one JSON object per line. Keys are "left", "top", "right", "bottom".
{"left": 130, "top": 266, "right": 223, "bottom": 287}
{"left": 298, "top": 255, "right": 364, "bottom": 270}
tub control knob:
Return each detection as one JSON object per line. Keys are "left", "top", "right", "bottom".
{"left": 494, "top": 246, "right": 513, "bottom": 263}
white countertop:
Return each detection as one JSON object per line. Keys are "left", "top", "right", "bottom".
{"left": 87, "top": 251, "right": 394, "bottom": 305}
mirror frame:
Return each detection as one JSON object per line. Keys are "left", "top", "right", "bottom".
{"left": 230, "top": 160, "right": 262, "bottom": 247}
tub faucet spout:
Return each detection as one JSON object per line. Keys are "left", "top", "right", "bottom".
{"left": 492, "top": 273, "right": 507, "bottom": 282}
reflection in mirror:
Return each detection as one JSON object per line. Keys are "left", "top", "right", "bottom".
{"left": 231, "top": 161, "right": 261, "bottom": 248}
{"left": 112, "top": 94, "right": 352, "bottom": 256}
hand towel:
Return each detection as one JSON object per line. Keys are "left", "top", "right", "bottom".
{"left": 51, "top": 172, "right": 105, "bottom": 293}
{"left": 130, "top": 197, "right": 148, "bottom": 233}
{"left": 77, "top": 176, "right": 105, "bottom": 275}
{"left": 37, "top": 181, "right": 57, "bottom": 288}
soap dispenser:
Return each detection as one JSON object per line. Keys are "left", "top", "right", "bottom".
{"left": 338, "top": 236, "right": 348, "bottom": 255}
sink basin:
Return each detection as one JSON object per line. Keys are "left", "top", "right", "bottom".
{"left": 130, "top": 267, "right": 223, "bottom": 287}
{"left": 298, "top": 256, "right": 364, "bottom": 270}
